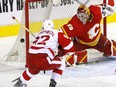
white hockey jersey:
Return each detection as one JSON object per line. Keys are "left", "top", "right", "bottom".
{"left": 29, "top": 29, "right": 74, "bottom": 59}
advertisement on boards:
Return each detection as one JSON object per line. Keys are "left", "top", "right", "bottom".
{"left": 0, "top": 0, "right": 24, "bottom": 25}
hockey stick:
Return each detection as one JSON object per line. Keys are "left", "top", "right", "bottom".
{"left": 76, "top": 0, "right": 90, "bottom": 5}
{"left": 76, "top": 0, "right": 83, "bottom": 5}
{"left": 44, "top": 0, "right": 53, "bottom": 20}
{"left": 84, "top": 0, "right": 90, "bottom": 5}
{"left": 12, "top": 16, "right": 36, "bottom": 38}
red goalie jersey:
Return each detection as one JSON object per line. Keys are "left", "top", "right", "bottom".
{"left": 61, "top": 5, "right": 102, "bottom": 46}
{"left": 61, "top": 4, "right": 116, "bottom": 58}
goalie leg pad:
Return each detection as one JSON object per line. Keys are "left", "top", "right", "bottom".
{"left": 75, "top": 50, "right": 88, "bottom": 64}
{"left": 111, "top": 40, "right": 116, "bottom": 57}
{"left": 66, "top": 50, "right": 87, "bottom": 66}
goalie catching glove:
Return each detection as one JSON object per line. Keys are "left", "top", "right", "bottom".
{"left": 101, "top": 4, "right": 115, "bottom": 17}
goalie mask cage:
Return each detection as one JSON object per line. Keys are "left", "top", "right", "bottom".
{"left": 1, "top": 0, "right": 107, "bottom": 67}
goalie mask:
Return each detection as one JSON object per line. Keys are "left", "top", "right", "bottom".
{"left": 42, "top": 20, "right": 54, "bottom": 30}
{"left": 77, "top": 5, "right": 90, "bottom": 24}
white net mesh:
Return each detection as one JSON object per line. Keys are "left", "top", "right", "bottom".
{"left": 1, "top": 0, "right": 104, "bottom": 66}
{"left": 1, "top": 9, "right": 26, "bottom": 66}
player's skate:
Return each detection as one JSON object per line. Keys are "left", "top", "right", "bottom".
{"left": 49, "top": 78, "right": 57, "bottom": 87}
{"left": 12, "top": 77, "right": 27, "bottom": 87}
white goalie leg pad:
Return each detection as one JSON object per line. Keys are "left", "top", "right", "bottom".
{"left": 52, "top": 0, "right": 61, "bottom": 6}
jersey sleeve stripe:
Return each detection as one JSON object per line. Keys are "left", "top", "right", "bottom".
{"left": 61, "top": 27, "right": 68, "bottom": 37}
{"left": 63, "top": 41, "right": 73, "bottom": 50}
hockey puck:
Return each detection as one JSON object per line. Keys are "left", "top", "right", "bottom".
{"left": 75, "top": 62, "right": 79, "bottom": 65}
{"left": 20, "top": 38, "right": 25, "bottom": 43}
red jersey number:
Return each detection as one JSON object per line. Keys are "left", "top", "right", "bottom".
{"left": 33, "top": 35, "right": 50, "bottom": 45}
{"left": 67, "top": 24, "right": 74, "bottom": 30}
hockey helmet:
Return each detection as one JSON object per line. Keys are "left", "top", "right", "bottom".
{"left": 42, "top": 20, "right": 54, "bottom": 30}
{"left": 77, "top": 5, "right": 90, "bottom": 24}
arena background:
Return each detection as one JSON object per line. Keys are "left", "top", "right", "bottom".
{"left": 0, "top": 0, "right": 116, "bottom": 37}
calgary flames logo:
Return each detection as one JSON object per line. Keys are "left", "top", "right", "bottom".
{"left": 88, "top": 24, "right": 100, "bottom": 39}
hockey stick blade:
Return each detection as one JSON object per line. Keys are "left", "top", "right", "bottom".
{"left": 12, "top": 77, "right": 20, "bottom": 82}
{"left": 77, "top": 57, "right": 116, "bottom": 65}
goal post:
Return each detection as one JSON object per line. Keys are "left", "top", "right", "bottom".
{"left": 24, "top": 0, "right": 54, "bottom": 66}
{"left": 1, "top": 0, "right": 107, "bottom": 66}
{"left": 103, "top": 0, "right": 107, "bottom": 37}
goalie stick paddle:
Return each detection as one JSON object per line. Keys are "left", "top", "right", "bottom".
{"left": 76, "top": 0, "right": 90, "bottom": 5}
{"left": 12, "top": 16, "right": 36, "bottom": 38}
{"left": 76, "top": 57, "right": 116, "bottom": 66}
{"left": 44, "top": 0, "right": 53, "bottom": 20}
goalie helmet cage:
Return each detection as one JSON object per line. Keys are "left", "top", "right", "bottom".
{"left": 1, "top": 0, "right": 107, "bottom": 67}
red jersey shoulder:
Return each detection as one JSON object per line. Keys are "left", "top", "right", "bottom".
{"left": 89, "top": 5, "right": 102, "bottom": 16}
{"left": 70, "top": 15, "right": 81, "bottom": 24}
{"left": 58, "top": 32, "right": 70, "bottom": 39}
{"left": 89, "top": 5, "right": 102, "bottom": 22}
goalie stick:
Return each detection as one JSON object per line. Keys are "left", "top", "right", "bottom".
{"left": 44, "top": 0, "right": 53, "bottom": 20}
{"left": 76, "top": 0, "right": 90, "bottom": 5}
{"left": 75, "top": 57, "right": 116, "bottom": 66}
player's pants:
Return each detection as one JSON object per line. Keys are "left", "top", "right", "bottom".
{"left": 21, "top": 53, "right": 65, "bottom": 82}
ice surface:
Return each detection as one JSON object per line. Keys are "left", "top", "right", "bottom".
{"left": 0, "top": 23, "right": 116, "bottom": 87}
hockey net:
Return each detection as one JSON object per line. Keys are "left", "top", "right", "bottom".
{"left": 1, "top": 0, "right": 106, "bottom": 67}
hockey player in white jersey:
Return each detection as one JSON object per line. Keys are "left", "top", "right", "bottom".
{"left": 12, "top": 20, "right": 75, "bottom": 87}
